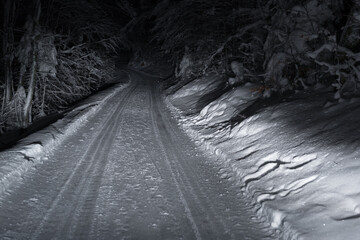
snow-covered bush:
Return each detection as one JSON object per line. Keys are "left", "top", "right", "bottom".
{"left": 154, "top": 0, "right": 360, "bottom": 99}
{"left": 152, "top": 0, "right": 254, "bottom": 77}
{"left": 228, "top": 61, "right": 244, "bottom": 87}
{"left": 260, "top": 0, "right": 360, "bottom": 97}
{"left": 175, "top": 47, "right": 194, "bottom": 80}
{"left": 256, "top": 0, "right": 335, "bottom": 93}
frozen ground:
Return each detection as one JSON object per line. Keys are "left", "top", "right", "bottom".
{"left": 167, "top": 78, "right": 360, "bottom": 239}
{"left": 0, "top": 70, "right": 275, "bottom": 239}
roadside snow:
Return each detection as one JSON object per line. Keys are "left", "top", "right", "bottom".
{"left": 0, "top": 81, "right": 129, "bottom": 198}
{"left": 167, "top": 82, "right": 360, "bottom": 239}
{"left": 169, "top": 73, "right": 226, "bottom": 114}
{"left": 196, "top": 83, "right": 260, "bottom": 126}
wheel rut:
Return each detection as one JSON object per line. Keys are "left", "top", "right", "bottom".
{"left": 0, "top": 70, "right": 273, "bottom": 240}
{"left": 31, "top": 84, "right": 137, "bottom": 239}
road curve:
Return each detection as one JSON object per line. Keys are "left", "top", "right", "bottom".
{"left": 0, "top": 70, "right": 273, "bottom": 240}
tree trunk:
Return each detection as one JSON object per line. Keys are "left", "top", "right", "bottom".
{"left": 23, "top": 47, "right": 37, "bottom": 126}
{"left": 22, "top": 0, "right": 42, "bottom": 126}
{"left": 2, "top": 0, "right": 16, "bottom": 105}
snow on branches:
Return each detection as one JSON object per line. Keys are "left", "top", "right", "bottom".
{"left": 154, "top": 0, "right": 360, "bottom": 99}
{"left": 0, "top": 0, "right": 123, "bottom": 131}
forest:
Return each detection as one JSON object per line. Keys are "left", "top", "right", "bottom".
{"left": 1, "top": 1, "right": 360, "bottom": 239}
{"left": 0, "top": 0, "right": 358, "bottom": 132}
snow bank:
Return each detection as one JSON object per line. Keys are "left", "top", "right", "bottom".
{"left": 168, "top": 73, "right": 226, "bottom": 114}
{"left": 195, "top": 83, "right": 260, "bottom": 126}
{"left": 167, "top": 80, "right": 360, "bottom": 239}
{"left": 0, "top": 81, "right": 129, "bottom": 197}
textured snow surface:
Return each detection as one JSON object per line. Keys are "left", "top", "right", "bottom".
{"left": 169, "top": 73, "right": 226, "bottom": 114}
{"left": 167, "top": 82, "right": 360, "bottom": 239}
{"left": 196, "top": 83, "right": 260, "bottom": 126}
{"left": 0, "top": 80, "right": 129, "bottom": 197}
{"left": 0, "top": 70, "right": 275, "bottom": 239}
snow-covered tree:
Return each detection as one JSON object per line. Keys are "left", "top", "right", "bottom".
{"left": 151, "top": 0, "right": 360, "bottom": 99}
{"left": 0, "top": 0, "right": 130, "bottom": 131}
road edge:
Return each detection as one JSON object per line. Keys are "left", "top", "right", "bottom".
{"left": 0, "top": 79, "right": 130, "bottom": 198}
{"left": 163, "top": 94, "right": 300, "bottom": 240}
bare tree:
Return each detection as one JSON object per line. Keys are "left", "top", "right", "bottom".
{"left": 0, "top": 0, "right": 129, "bottom": 131}
{"left": 1, "top": 0, "right": 16, "bottom": 107}
{"left": 17, "top": 0, "right": 42, "bottom": 126}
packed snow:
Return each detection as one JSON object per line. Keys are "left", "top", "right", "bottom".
{"left": 0, "top": 80, "right": 129, "bottom": 197}
{"left": 2, "top": 65, "right": 360, "bottom": 239}
{"left": 0, "top": 70, "right": 274, "bottom": 239}
{"left": 167, "top": 78, "right": 360, "bottom": 239}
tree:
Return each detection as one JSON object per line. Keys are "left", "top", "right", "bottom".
{"left": 21, "top": 0, "right": 42, "bottom": 125}
{"left": 0, "top": 0, "right": 129, "bottom": 131}
{"left": 1, "top": 0, "right": 16, "bottom": 106}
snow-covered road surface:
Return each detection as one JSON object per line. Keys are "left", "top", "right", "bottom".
{"left": 0, "top": 70, "right": 273, "bottom": 239}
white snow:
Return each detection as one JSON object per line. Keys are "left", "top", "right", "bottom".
{"left": 175, "top": 51, "right": 192, "bottom": 79}
{"left": 0, "top": 70, "right": 272, "bottom": 239}
{"left": 168, "top": 73, "right": 225, "bottom": 114}
{"left": 196, "top": 83, "right": 260, "bottom": 126}
{"left": 270, "top": 210, "right": 284, "bottom": 229}
{"left": 171, "top": 75, "right": 220, "bottom": 100}
{"left": 228, "top": 61, "right": 244, "bottom": 86}
{"left": 167, "top": 77, "right": 360, "bottom": 239}
{"left": 0, "top": 81, "right": 129, "bottom": 198}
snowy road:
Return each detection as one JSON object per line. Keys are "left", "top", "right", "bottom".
{"left": 0, "top": 70, "right": 272, "bottom": 240}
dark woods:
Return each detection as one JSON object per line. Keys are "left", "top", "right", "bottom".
{"left": 149, "top": 0, "right": 360, "bottom": 95}
{"left": 1, "top": 0, "right": 359, "bottom": 133}
{"left": 0, "top": 0, "right": 127, "bottom": 132}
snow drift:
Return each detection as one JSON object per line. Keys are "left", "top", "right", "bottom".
{"left": 168, "top": 73, "right": 227, "bottom": 115}
{"left": 167, "top": 81, "right": 360, "bottom": 239}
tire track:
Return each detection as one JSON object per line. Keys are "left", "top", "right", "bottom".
{"left": 0, "top": 70, "right": 272, "bottom": 240}
{"left": 149, "top": 84, "right": 233, "bottom": 239}
{"left": 148, "top": 83, "right": 202, "bottom": 240}
{"left": 62, "top": 84, "right": 137, "bottom": 239}
{"left": 31, "top": 83, "right": 137, "bottom": 240}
